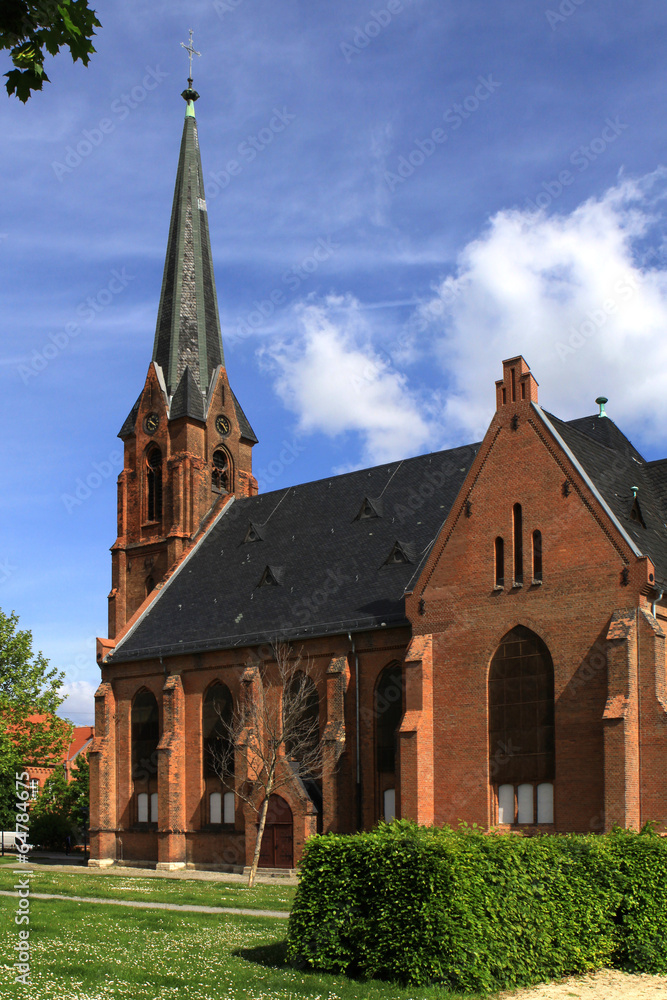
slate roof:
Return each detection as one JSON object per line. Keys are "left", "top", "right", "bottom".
{"left": 170, "top": 366, "right": 206, "bottom": 422}
{"left": 118, "top": 107, "right": 258, "bottom": 442}
{"left": 152, "top": 110, "right": 224, "bottom": 403}
{"left": 118, "top": 394, "right": 142, "bottom": 439}
{"left": 231, "top": 389, "right": 259, "bottom": 444}
{"left": 109, "top": 443, "right": 480, "bottom": 663}
{"left": 545, "top": 411, "right": 667, "bottom": 584}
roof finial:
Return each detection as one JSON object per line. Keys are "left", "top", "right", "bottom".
{"left": 180, "top": 29, "right": 201, "bottom": 113}
{"left": 595, "top": 396, "right": 608, "bottom": 418}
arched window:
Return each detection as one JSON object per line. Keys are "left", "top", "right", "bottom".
{"left": 488, "top": 626, "right": 555, "bottom": 824}
{"left": 494, "top": 537, "right": 504, "bottom": 587}
{"left": 375, "top": 663, "right": 402, "bottom": 773}
{"left": 131, "top": 689, "right": 159, "bottom": 821}
{"left": 284, "top": 672, "right": 319, "bottom": 774}
{"left": 513, "top": 503, "right": 523, "bottom": 585}
{"left": 212, "top": 449, "right": 230, "bottom": 493}
{"left": 202, "top": 683, "right": 234, "bottom": 779}
{"left": 146, "top": 448, "right": 162, "bottom": 521}
{"left": 532, "top": 530, "right": 542, "bottom": 582}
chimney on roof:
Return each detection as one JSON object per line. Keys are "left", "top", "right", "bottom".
{"left": 495, "top": 356, "right": 539, "bottom": 412}
{"left": 596, "top": 396, "right": 608, "bottom": 418}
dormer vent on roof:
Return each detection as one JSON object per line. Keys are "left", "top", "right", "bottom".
{"left": 629, "top": 489, "right": 646, "bottom": 528}
{"left": 258, "top": 565, "right": 283, "bottom": 587}
{"left": 243, "top": 522, "right": 264, "bottom": 544}
{"left": 383, "top": 540, "right": 415, "bottom": 566}
{"left": 355, "top": 497, "right": 383, "bottom": 520}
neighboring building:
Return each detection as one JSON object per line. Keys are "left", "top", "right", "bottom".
{"left": 26, "top": 719, "right": 94, "bottom": 798}
{"left": 89, "top": 80, "right": 667, "bottom": 871}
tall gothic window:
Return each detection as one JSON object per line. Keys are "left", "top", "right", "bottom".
{"left": 146, "top": 448, "right": 163, "bottom": 521}
{"left": 532, "top": 530, "right": 543, "bottom": 582}
{"left": 513, "top": 503, "right": 523, "bottom": 585}
{"left": 202, "top": 683, "right": 234, "bottom": 779}
{"left": 131, "top": 689, "right": 159, "bottom": 824}
{"left": 488, "top": 626, "right": 555, "bottom": 824}
{"left": 284, "top": 672, "right": 319, "bottom": 773}
{"left": 494, "top": 537, "right": 504, "bottom": 587}
{"left": 212, "top": 449, "right": 230, "bottom": 493}
{"left": 375, "top": 663, "right": 402, "bottom": 774}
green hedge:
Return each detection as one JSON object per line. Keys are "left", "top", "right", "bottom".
{"left": 286, "top": 821, "right": 667, "bottom": 994}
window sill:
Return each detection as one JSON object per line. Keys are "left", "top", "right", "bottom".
{"left": 495, "top": 823, "right": 555, "bottom": 831}
{"left": 493, "top": 584, "right": 503, "bottom": 591}
{"left": 512, "top": 581, "right": 523, "bottom": 589}
{"left": 531, "top": 579, "right": 543, "bottom": 586}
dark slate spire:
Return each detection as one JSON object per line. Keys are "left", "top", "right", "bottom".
{"left": 152, "top": 86, "right": 224, "bottom": 403}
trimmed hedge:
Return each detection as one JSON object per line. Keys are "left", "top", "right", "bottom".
{"left": 286, "top": 821, "right": 667, "bottom": 994}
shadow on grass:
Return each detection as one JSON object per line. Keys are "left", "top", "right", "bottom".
{"left": 233, "top": 939, "right": 289, "bottom": 969}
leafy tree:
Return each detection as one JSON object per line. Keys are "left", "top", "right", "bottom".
{"left": 1, "top": 0, "right": 101, "bottom": 102}
{"left": 0, "top": 606, "right": 71, "bottom": 828}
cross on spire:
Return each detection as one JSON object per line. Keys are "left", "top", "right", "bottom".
{"left": 180, "top": 28, "right": 200, "bottom": 86}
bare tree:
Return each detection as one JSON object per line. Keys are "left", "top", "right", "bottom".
{"left": 209, "top": 641, "right": 324, "bottom": 888}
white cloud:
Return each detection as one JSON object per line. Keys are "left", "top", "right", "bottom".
{"left": 259, "top": 295, "right": 435, "bottom": 465}
{"left": 58, "top": 680, "right": 96, "bottom": 727}
{"left": 418, "top": 169, "right": 667, "bottom": 449}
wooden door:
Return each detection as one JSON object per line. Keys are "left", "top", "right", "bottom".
{"left": 258, "top": 795, "right": 293, "bottom": 868}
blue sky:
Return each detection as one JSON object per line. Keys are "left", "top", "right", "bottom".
{"left": 2, "top": 1, "right": 667, "bottom": 726}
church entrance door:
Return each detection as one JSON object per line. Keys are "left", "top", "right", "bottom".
{"left": 258, "top": 795, "right": 293, "bottom": 868}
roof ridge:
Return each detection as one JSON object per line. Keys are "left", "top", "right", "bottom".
{"left": 244, "top": 441, "right": 481, "bottom": 503}
{"left": 546, "top": 410, "right": 646, "bottom": 463}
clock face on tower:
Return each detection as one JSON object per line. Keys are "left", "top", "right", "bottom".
{"left": 144, "top": 413, "right": 160, "bottom": 434}
{"left": 215, "top": 414, "right": 231, "bottom": 437}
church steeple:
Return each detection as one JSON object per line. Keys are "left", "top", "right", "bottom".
{"left": 152, "top": 82, "right": 223, "bottom": 403}
{"left": 109, "top": 49, "right": 258, "bottom": 639}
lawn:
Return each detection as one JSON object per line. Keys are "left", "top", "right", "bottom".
{"left": 0, "top": 866, "right": 295, "bottom": 912}
{"left": 0, "top": 896, "right": 474, "bottom": 1000}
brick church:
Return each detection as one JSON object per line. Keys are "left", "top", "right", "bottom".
{"left": 89, "top": 81, "right": 667, "bottom": 871}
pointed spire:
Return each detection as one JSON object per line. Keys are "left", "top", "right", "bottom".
{"left": 152, "top": 72, "right": 224, "bottom": 406}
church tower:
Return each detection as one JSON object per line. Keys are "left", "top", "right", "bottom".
{"left": 108, "top": 75, "right": 258, "bottom": 638}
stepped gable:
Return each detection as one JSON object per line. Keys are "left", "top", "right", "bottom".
{"left": 109, "top": 442, "right": 479, "bottom": 662}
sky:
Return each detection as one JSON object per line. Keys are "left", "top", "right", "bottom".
{"left": 2, "top": 1, "right": 667, "bottom": 727}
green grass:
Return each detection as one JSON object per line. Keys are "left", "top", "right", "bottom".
{"left": 0, "top": 896, "right": 474, "bottom": 999}
{"left": 0, "top": 867, "right": 294, "bottom": 912}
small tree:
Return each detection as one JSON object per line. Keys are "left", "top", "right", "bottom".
{"left": 66, "top": 752, "right": 89, "bottom": 832}
{"left": 28, "top": 753, "right": 89, "bottom": 851}
{"left": 29, "top": 767, "right": 73, "bottom": 849}
{"left": 210, "top": 642, "right": 324, "bottom": 888}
